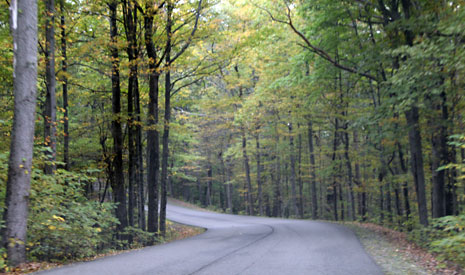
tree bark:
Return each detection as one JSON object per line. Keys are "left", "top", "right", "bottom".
{"left": 160, "top": 1, "right": 174, "bottom": 236}
{"left": 109, "top": 0, "right": 128, "bottom": 234}
{"left": 405, "top": 106, "right": 428, "bottom": 226}
{"left": 331, "top": 118, "right": 339, "bottom": 221}
{"left": 297, "top": 128, "right": 304, "bottom": 218}
{"left": 59, "top": 0, "right": 69, "bottom": 170}
{"left": 4, "top": 0, "right": 38, "bottom": 265}
{"left": 123, "top": 0, "right": 138, "bottom": 229}
{"left": 256, "top": 132, "right": 264, "bottom": 216}
{"left": 206, "top": 162, "right": 212, "bottom": 206}
{"left": 308, "top": 121, "right": 318, "bottom": 219}
{"left": 273, "top": 125, "right": 282, "bottom": 217}
{"left": 242, "top": 129, "right": 254, "bottom": 215}
{"left": 288, "top": 122, "right": 299, "bottom": 217}
{"left": 144, "top": 4, "right": 160, "bottom": 234}
{"left": 343, "top": 129, "right": 356, "bottom": 220}
{"left": 44, "top": 0, "right": 57, "bottom": 174}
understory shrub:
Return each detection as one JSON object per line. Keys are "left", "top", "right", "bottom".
{"left": 0, "top": 151, "right": 119, "bottom": 262}
{"left": 409, "top": 215, "right": 465, "bottom": 267}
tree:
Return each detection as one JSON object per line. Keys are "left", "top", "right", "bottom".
{"left": 44, "top": 0, "right": 57, "bottom": 174}
{"left": 3, "top": 0, "right": 39, "bottom": 266}
{"left": 109, "top": 0, "right": 128, "bottom": 234}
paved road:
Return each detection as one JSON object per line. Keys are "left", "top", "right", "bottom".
{"left": 38, "top": 203, "right": 382, "bottom": 275}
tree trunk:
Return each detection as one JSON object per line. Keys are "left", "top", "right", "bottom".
{"left": 109, "top": 0, "right": 128, "bottom": 234}
{"left": 123, "top": 0, "right": 138, "bottom": 229}
{"left": 405, "top": 106, "right": 428, "bottom": 226}
{"left": 288, "top": 122, "right": 299, "bottom": 217}
{"left": 144, "top": 6, "right": 160, "bottom": 234}
{"left": 397, "top": 143, "right": 411, "bottom": 225}
{"left": 308, "top": 121, "right": 318, "bottom": 219}
{"left": 256, "top": 133, "right": 264, "bottom": 216}
{"left": 343, "top": 130, "right": 356, "bottom": 220}
{"left": 160, "top": 1, "right": 174, "bottom": 236}
{"left": 331, "top": 118, "right": 339, "bottom": 221}
{"left": 206, "top": 163, "right": 212, "bottom": 206}
{"left": 353, "top": 130, "right": 363, "bottom": 220}
{"left": 273, "top": 126, "right": 282, "bottom": 217}
{"left": 44, "top": 0, "right": 57, "bottom": 174}
{"left": 241, "top": 129, "right": 254, "bottom": 215}
{"left": 297, "top": 129, "right": 304, "bottom": 218}
{"left": 59, "top": 0, "right": 69, "bottom": 170}
{"left": 135, "top": 78, "right": 145, "bottom": 230}
{"left": 4, "top": 0, "right": 38, "bottom": 265}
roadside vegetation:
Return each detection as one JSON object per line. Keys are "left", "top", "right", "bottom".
{"left": 1, "top": 0, "right": 465, "bottom": 271}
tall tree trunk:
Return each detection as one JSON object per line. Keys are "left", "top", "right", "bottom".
{"left": 397, "top": 142, "right": 411, "bottom": 225}
{"left": 256, "top": 132, "right": 264, "bottom": 216}
{"left": 206, "top": 162, "right": 212, "bottom": 206}
{"left": 273, "top": 125, "right": 282, "bottom": 217}
{"left": 123, "top": 0, "right": 138, "bottom": 229}
{"left": 343, "top": 130, "right": 356, "bottom": 220}
{"left": 135, "top": 76, "right": 145, "bottom": 230}
{"left": 386, "top": 181, "right": 393, "bottom": 222}
{"left": 241, "top": 129, "right": 254, "bottom": 215}
{"left": 144, "top": 5, "right": 160, "bottom": 234}
{"left": 297, "top": 128, "right": 304, "bottom": 218}
{"left": 331, "top": 118, "right": 339, "bottom": 221}
{"left": 3, "top": 0, "right": 38, "bottom": 265}
{"left": 44, "top": 0, "right": 57, "bottom": 174}
{"left": 353, "top": 130, "right": 363, "bottom": 220}
{"left": 445, "top": 148, "right": 457, "bottom": 215}
{"left": 59, "top": 0, "right": 69, "bottom": 170}
{"left": 160, "top": 1, "right": 174, "bottom": 236}
{"left": 379, "top": 173, "right": 385, "bottom": 223}
{"left": 109, "top": 0, "right": 128, "bottom": 234}
{"left": 405, "top": 106, "right": 428, "bottom": 226}
{"left": 308, "top": 120, "right": 318, "bottom": 219}
{"left": 288, "top": 122, "right": 299, "bottom": 217}
{"left": 220, "top": 151, "right": 233, "bottom": 213}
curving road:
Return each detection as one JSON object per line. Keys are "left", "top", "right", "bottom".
{"left": 38, "top": 203, "right": 382, "bottom": 275}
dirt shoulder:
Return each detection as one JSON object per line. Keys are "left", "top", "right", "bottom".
{"left": 344, "top": 222, "right": 462, "bottom": 275}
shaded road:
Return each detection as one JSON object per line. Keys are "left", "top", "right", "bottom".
{"left": 38, "top": 203, "right": 382, "bottom": 275}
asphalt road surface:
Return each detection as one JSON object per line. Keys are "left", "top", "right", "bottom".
{"left": 38, "top": 203, "right": 383, "bottom": 275}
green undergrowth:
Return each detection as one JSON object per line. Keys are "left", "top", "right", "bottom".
{"left": 345, "top": 221, "right": 463, "bottom": 274}
{"left": 0, "top": 152, "right": 204, "bottom": 273}
{"left": 409, "top": 215, "right": 465, "bottom": 269}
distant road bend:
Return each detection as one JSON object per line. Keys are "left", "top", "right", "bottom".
{"left": 38, "top": 203, "right": 382, "bottom": 275}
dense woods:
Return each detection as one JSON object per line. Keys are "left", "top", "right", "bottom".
{"left": 1, "top": 0, "right": 465, "bottom": 269}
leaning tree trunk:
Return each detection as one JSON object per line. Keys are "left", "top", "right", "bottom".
{"left": 4, "top": 0, "right": 38, "bottom": 266}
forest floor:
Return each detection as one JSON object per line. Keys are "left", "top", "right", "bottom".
{"left": 345, "top": 222, "right": 463, "bottom": 275}
{"left": 4, "top": 220, "right": 205, "bottom": 274}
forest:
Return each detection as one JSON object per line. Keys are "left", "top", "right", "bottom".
{"left": 1, "top": 0, "right": 465, "bottom": 270}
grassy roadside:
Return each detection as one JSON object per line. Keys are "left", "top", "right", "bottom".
{"left": 343, "top": 222, "right": 463, "bottom": 275}
{"left": 5, "top": 220, "right": 205, "bottom": 274}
